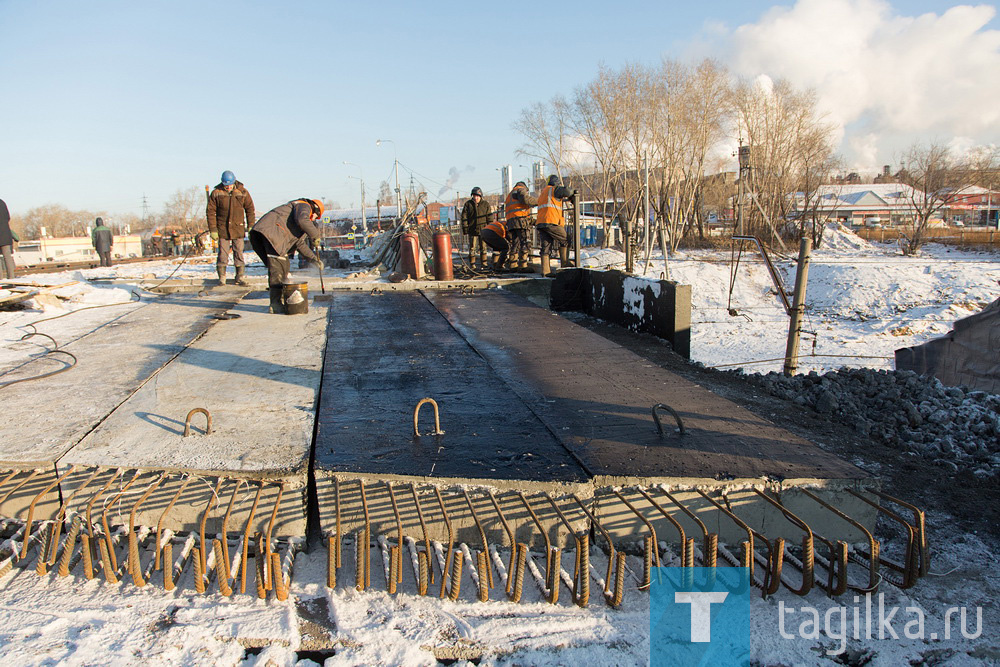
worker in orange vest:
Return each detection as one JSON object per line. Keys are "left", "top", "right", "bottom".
{"left": 479, "top": 219, "right": 509, "bottom": 273}
{"left": 535, "top": 174, "right": 576, "bottom": 276}
{"left": 504, "top": 181, "right": 537, "bottom": 272}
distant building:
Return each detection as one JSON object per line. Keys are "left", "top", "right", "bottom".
{"left": 14, "top": 235, "right": 143, "bottom": 266}
{"left": 789, "top": 183, "right": 920, "bottom": 227}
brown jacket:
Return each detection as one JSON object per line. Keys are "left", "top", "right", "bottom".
{"left": 251, "top": 200, "right": 321, "bottom": 260}
{"left": 207, "top": 181, "right": 255, "bottom": 239}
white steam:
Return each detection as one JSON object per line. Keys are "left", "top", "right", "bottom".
{"left": 704, "top": 0, "right": 1000, "bottom": 171}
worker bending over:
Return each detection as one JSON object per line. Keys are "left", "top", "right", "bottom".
{"left": 479, "top": 219, "right": 509, "bottom": 273}
{"left": 249, "top": 198, "right": 324, "bottom": 313}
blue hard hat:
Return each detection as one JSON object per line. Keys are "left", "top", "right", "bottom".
{"left": 221, "top": 170, "right": 236, "bottom": 186}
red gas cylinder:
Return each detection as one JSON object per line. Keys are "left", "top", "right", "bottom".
{"left": 432, "top": 231, "right": 454, "bottom": 281}
{"left": 399, "top": 231, "right": 423, "bottom": 280}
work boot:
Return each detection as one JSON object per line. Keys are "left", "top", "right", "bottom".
{"left": 217, "top": 267, "right": 226, "bottom": 284}
{"left": 518, "top": 252, "right": 530, "bottom": 272}
{"left": 559, "top": 246, "right": 572, "bottom": 268}
{"left": 234, "top": 267, "right": 248, "bottom": 286}
{"left": 540, "top": 254, "right": 551, "bottom": 277}
{"left": 268, "top": 286, "right": 285, "bottom": 314}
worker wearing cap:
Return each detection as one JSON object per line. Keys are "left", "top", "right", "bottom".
{"left": 207, "top": 170, "right": 255, "bottom": 285}
{"left": 249, "top": 198, "right": 325, "bottom": 314}
{"left": 479, "top": 219, "right": 509, "bottom": 272}
{"left": 504, "top": 181, "right": 537, "bottom": 272}
{"left": 535, "top": 175, "right": 575, "bottom": 276}
{"left": 460, "top": 186, "right": 492, "bottom": 270}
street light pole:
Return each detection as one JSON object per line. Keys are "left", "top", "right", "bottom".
{"left": 343, "top": 161, "right": 367, "bottom": 233}
{"left": 376, "top": 139, "right": 401, "bottom": 221}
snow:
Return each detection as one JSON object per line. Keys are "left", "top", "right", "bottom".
{"left": 1, "top": 231, "right": 998, "bottom": 664}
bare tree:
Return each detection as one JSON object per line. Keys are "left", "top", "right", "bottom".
{"left": 513, "top": 96, "right": 574, "bottom": 179}
{"left": 160, "top": 187, "right": 205, "bottom": 234}
{"left": 897, "top": 142, "right": 969, "bottom": 255}
{"left": 731, "top": 77, "right": 832, "bottom": 248}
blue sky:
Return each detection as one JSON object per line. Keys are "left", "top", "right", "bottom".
{"left": 1, "top": 0, "right": 997, "bottom": 219}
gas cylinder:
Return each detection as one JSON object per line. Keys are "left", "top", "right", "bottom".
{"left": 432, "top": 231, "right": 454, "bottom": 281}
{"left": 399, "top": 231, "right": 422, "bottom": 280}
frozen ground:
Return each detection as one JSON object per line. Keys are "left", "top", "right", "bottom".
{"left": 0, "top": 229, "right": 998, "bottom": 665}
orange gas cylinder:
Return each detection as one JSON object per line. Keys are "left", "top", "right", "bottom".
{"left": 432, "top": 231, "right": 454, "bottom": 281}
{"left": 399, "top": 231, "right": 423, "bottom": 280}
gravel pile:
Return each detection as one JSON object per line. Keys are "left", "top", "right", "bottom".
{"left": 747, "top": 368, "right": 1000, "bottom": 477}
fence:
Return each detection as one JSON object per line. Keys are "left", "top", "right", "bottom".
{"left": 855, "top": 227, "right": 1000, "bottom": 248}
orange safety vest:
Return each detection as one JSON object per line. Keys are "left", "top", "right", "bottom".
{"left": 483, "top": 220, "right": 507, "bottom": 238}
{"left": 504, "top": 188, "right": 532, "bottom": 221}
{"left": 536, "top": 185, "right": 565, "bottom": 226}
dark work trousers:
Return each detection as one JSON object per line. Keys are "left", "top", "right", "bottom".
{"left": 249, "top": 230, "right": 289, "bottom": 286}
{"left": 466, "top": 233, "right": 486, "bottom": 265}
{"left": 1, "top": 244, "right": 15, "bottom": 279}
{"left": 98, "top": 250, "right": 112, "bottom": 267}
{"left": 480, "top": 228, "right": 509, "bottom": 269}
{"left": 506, "top": 226, "right": 530, "bottom": 266}
{"left": 536, "top": 223, "right": 568, "bottom": 257}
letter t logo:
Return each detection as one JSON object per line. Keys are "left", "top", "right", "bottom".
{"left": 674, "top": 592, "right": 729, "bottom": 642}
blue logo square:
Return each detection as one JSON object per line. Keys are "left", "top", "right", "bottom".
{"left": 649, "top": 567, "right": 754, "bottom": 666}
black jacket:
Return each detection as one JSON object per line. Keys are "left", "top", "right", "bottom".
{"left": 91, "top": 219, "right": 113, "bottom": 253}
{"left": 461, "top": 198, "right": 493, "bottom": 235}
{"left": 0, "top": 199, "right": 12, "bottom": 247}
{"left": 251, "top": 200, "right": 321, "bottom": 260}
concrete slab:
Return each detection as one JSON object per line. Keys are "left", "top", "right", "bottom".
{"left": 425, "top": 289, "right": 868, "bottom": 487}
{"left": 57, "top": 295, "right": 329, "bottom": 536}
{"left": 0, "top": 292, "right": 243, "bottom": 523}
{"left": 0, "top": 292, "right": 244, "bottom": 469}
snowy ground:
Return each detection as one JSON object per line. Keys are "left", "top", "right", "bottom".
{"left": 1, "top": 229, "right": 998, "bottom": 665}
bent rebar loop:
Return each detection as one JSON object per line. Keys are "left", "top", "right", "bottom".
{"left": 408, "top": 484, "right": 434, "bottom": 591}
{"left": 486, "top": 490, "right": 528, "bottom": 603}
{"left": 22, "top": 465, "right": 76, "bottom": 561}
{"left": 571, "top": 494, "right": 626, "bottom": 608}
{"left": 651, "top": 403, "right": 686, "bottom": 437}
{"left": 47, "top": 466, "right": 102, "bottom": 568}
{"left": 99, "top": 470, "right": 145, "bottom": 580}
{"left": 183, "top": 408, "right": 213, "bottom": 437}
{"left": 357, "top": 480, "right": 371, "bottom": 591}
{"left": 518, "top": 492, "right": 559, "bottom": 604}
{"left": 412, "top": 398, "right": 444, "bottom": 437}
{"left": 866, "top": 489, "right": 928, "bottom": 579}
{"left": 657, "top": 486, "right": 718, "bottom": 568}
{"left": 544, "top": 493, "right": 589, "bottom": 607}
{"left": 155, "top": 476, "right": 192, "bottom": 573}
{"left": 198, "top": 477, "right": 226, "bottom": 591}
{"left": 635, "top": 488, "right": 688, "bottom": 567}
{"left": 433, "top": 487, "right": 459, "bottom": 600}
{"left": 385, "top": 482, "right": 406, "bottom": 592}
{"left": 846, "top": 489, "right": 921, "bottom": 589}
{"left": 611, "top": 489, "right": 661, "bottom": 591}
{"left": 127, "top": 472, "right": 167, "bottom": 587}
{"left": 462, "top": 488, "right": 494, "bottom": 599}
{"left": 752, "top": 488, "right": 816, "bottom": 597}
{"left": 695, "top": 488, "right": 777, "bottom": 596}
{"left": 797, "top": 488, "right": 875, "bottom": 595}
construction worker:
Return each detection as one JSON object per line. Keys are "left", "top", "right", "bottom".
{"left": 207, "top": 170, "right": 255, "bottom": 285}
{"left": 0, "top": 198, "right": 17, "bottom": 279}
{"left": 504, "top": 180, "right": 537, "bottom": 272}
{"left": 249, "top": 198, "right": 325, "bottom": 314}
{"left": 535, "top": 174, "right": 576, "bottom": 276}
{"left": 91, "top": 217, "right": 113, "bottom": 267}
{"left": 460, "top": 186, "right": 492, "bottom": 269}
{"left": 479, "top": 219, "right": 509, "bottom": 272}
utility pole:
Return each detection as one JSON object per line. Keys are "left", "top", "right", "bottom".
{"left": 783, "top": 236, "right": 813, "bottom": 376}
